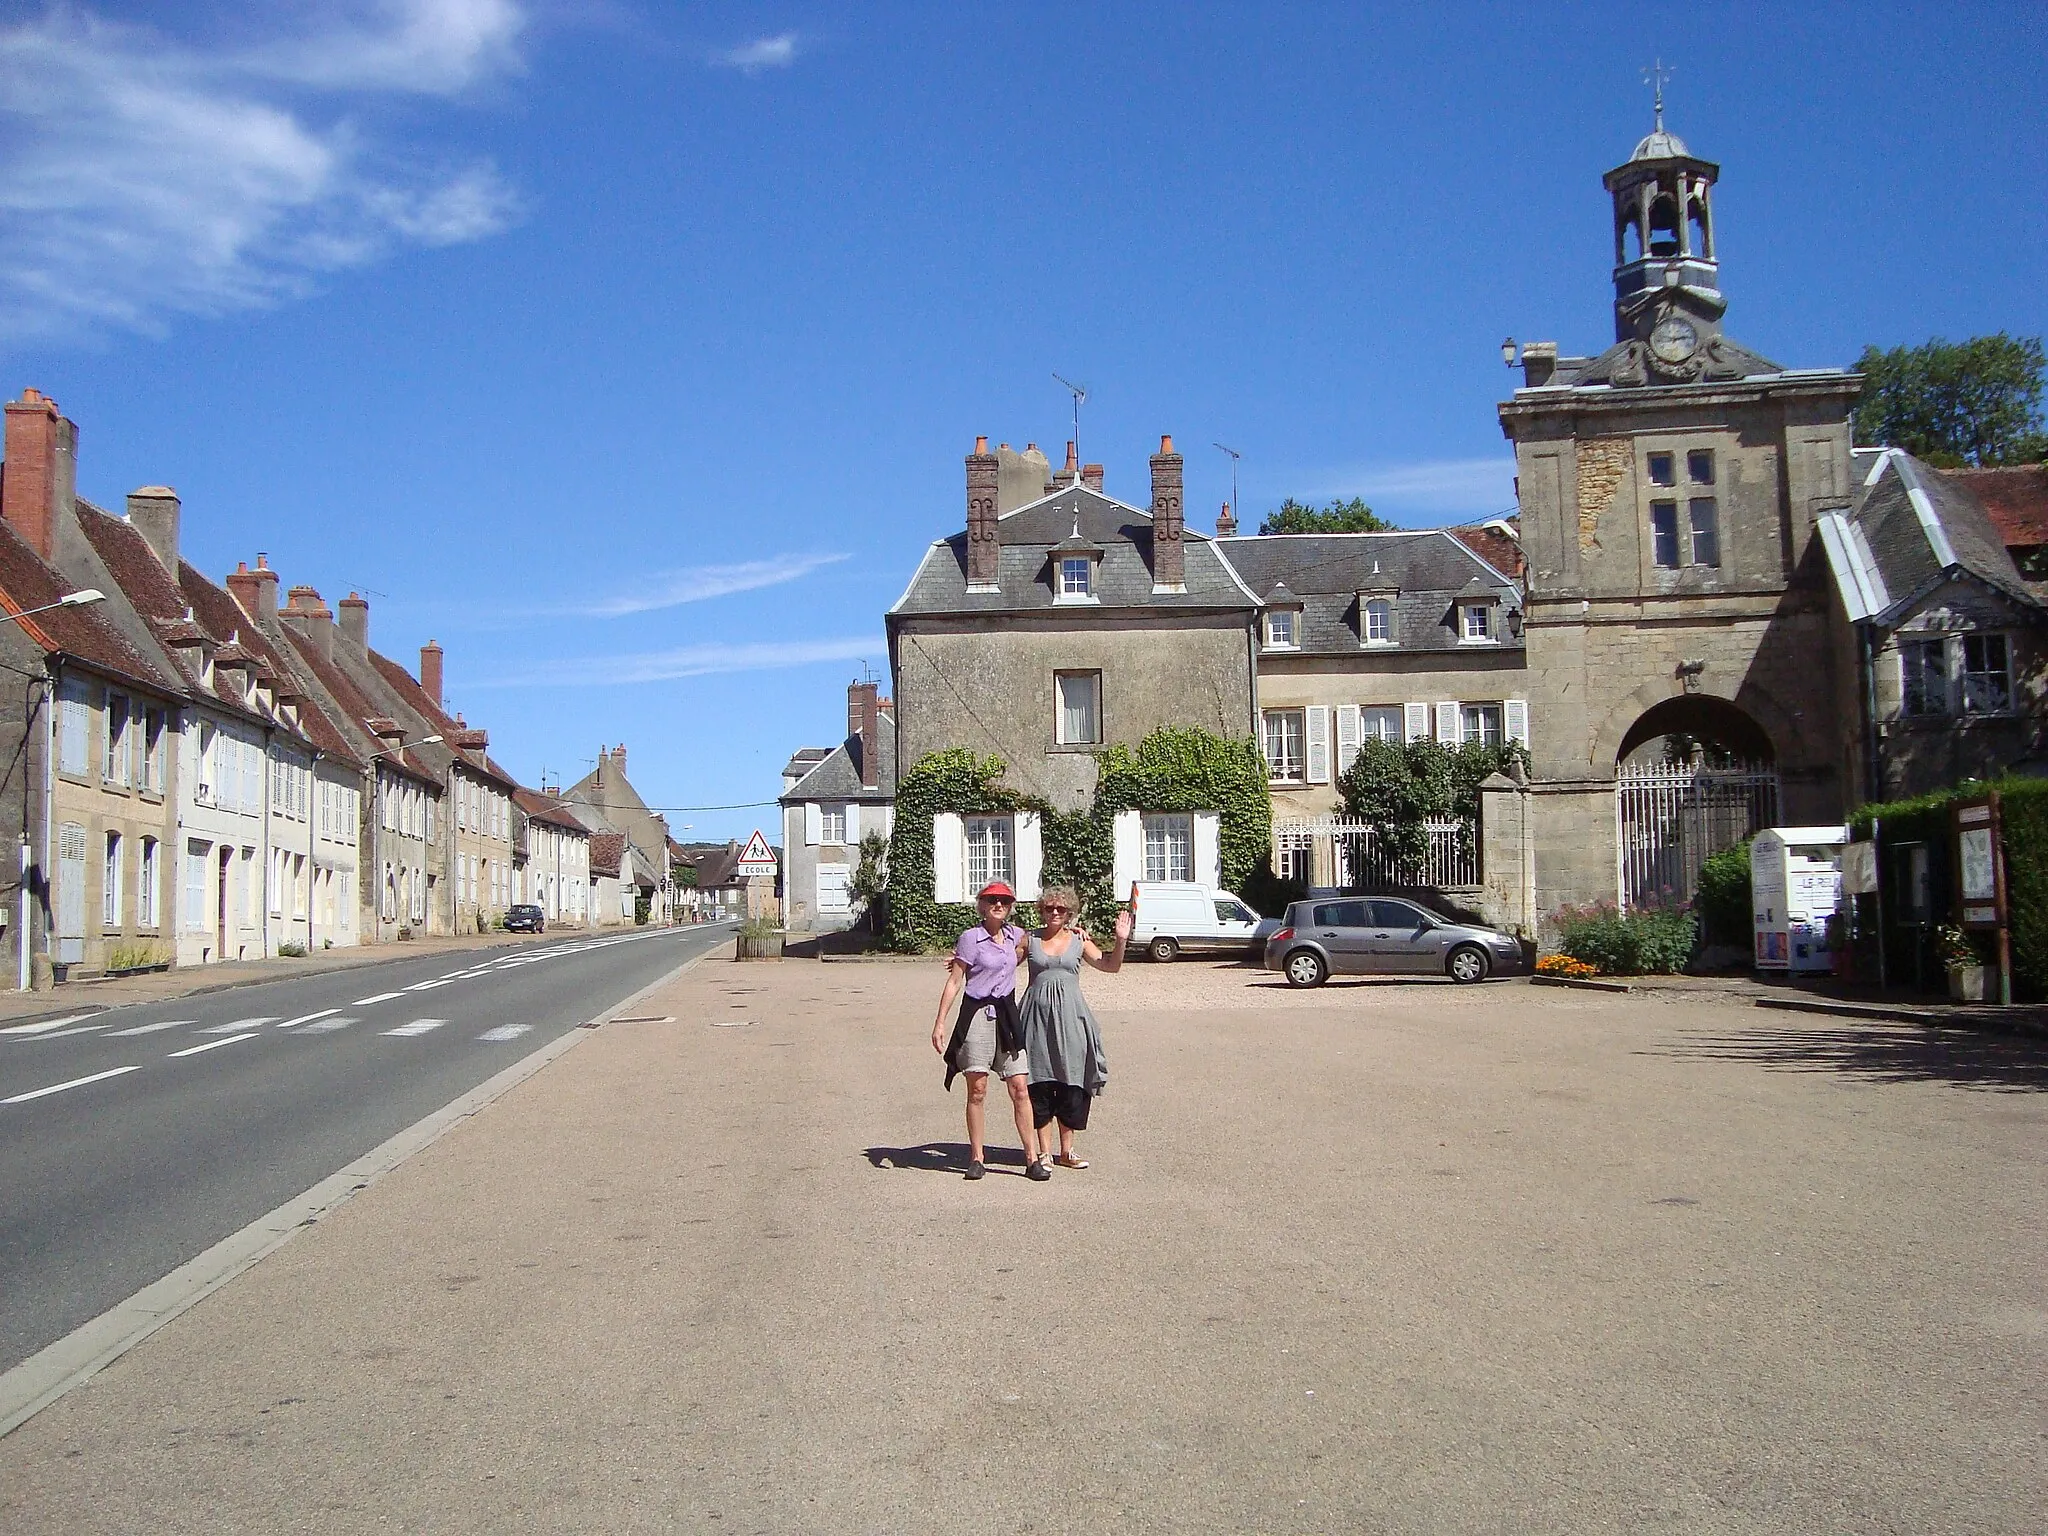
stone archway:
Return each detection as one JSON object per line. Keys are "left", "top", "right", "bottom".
{"left": 1613, "top": 695, "right": 1779, "bottom": 909}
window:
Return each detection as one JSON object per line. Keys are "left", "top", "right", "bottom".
{"left": 1056, "top": 671, "right": 1101, "bottom": 746}
{"left": 58, "top": 678, "right": 89, "bottom": 775}
{"left": 1461, "top": 704, "right": 1504, "bottom": 746}
{"left": 1461, "top": 605, "right": 1494, "bottom": 642}
{"left": 142, "top": 709, "right": 164, "bottom": 792}
{"left": 1361, "top": 706, "right": 1403, "bottom": 742}
{"left": 1265, "top": 610, "right": 1296, "bottom": 648}
{"left": 1277, "top": 842, "right": 1310, "bottom": 884}
{"left": 139, "top": 839, "right": 159, "bottom": 928}
{"left": 1059, "top": 557, "right": 1092, "bottom": 599}
{"left": 1688, "top": 497, "right": 1720, "bottom": 567}
{"left": 221, "top": 730, "right": 240, "bottom": 811}
{"left": 1651, "top": 501, "right": 1681, "bottom": 568}
{"left": 819, "top": 803, "right": 848, "bottom": 844}
{"left": 1142, "top": 813, "right": 1193, "bottom": 882}
{"left": 105, "top": 695, "right": 128, "bottom": 783}
{"left": 1651, "top": 449, "right": 1718, "bottom": 568}
{"left": 1961, "top": 634, "right": 2011, "bottom": 714}
{"left": 1262, "top": 709, "right": 1305, "bottom": 783}
{"left": 1688, "top": 450, "right": 1715, "bottom": 487}
{"left": 1364, "top": 599, "right": 1392, "bottom": 644}
{"left": 1648, "top": 452, "right": 1676, "bottom": 488}
{"left": 184, "top": 841, "right": 208, "bottom": 933}
{"left": 103, "top": 832, "right": 122, "bottom": 927}
{"left": 1900, "top": 641, "right": 1947, "bottom": 716}
{"left": 964, "top": 816, "right": 1013, "bottom": 891}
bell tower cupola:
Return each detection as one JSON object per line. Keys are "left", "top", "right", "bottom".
{"left": 1603, "top": 67, "right": 1723, "bottom": 355}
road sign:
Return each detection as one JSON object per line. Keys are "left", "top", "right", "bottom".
{"left": 735, "top": 830, "right": 777, "bottom": 878}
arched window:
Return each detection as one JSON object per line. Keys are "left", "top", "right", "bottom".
{"left": 1648, "top": 194, "right": 1681, "bottom": 258}
{"left": 1687, "top": 197, "right": 1710, "bottom": 260}
{"left": 1620, "top": 212, "right": 1644, "bottom": 263}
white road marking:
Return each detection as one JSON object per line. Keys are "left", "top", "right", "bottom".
{"left": 168, "top": 1032, "right": 259, "bottom": 1057}
{"left": 0, "top": 1013, "right": 99, "bottom": 1036}
{"left": 24, "top": 1024, "right": 111, "bottom": 1040}
{"left": 275, "top": 1009, "right": 337, "bottom": 1029}
{"left": 107, "top": 1019, "right": 195, "bottom": 1038}
{"left": 199, "top": 1016, "right": 278, "bottom": 1034}
{"left": 403, "top": 979, "right": 455, "bottom": 992}
{"left": 437, "top": 969, "right": 470, "bottom": 979}
{"left": 382, "top": 1018, "right": 448, "bottom": 1038}
{"left": 3, "top": 1064, "right": 142, "bottom": 1104}
{"left": 299, "top": 1016, "right": 355, "bottom": 1033}
{"left": 477, "top": 1023, "right": 531, "bottom": 1043}
{"left": 352, "top": 991, "right": 405, "bottom": 1006}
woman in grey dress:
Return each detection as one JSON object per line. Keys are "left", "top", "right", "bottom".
{"left": 1016, "top": 885, "right": 1131, "bottom": 1174}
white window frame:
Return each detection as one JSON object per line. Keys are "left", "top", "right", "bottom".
{"left": 818, "top": 803, "right": 848, "bottom": 845}
{"left": 1262, "top": 709, "right": 1305, "bottom": 785}
{"left": 138, "top": 838, "right": 159, "bottom": 929}
{"left": 1265, "top": 610, "right": 1297, "bottom": 649}
{"left": 1960, "top": 633, "right": 2013, "bottom": 716}
{"left": 1055, "top": 670, "right": 1102, "bottom": 746}
{"left": 1460, "top": 604, "right": 1495, "bottom": 643}
{"left": 103, "top": 831, "right": 122, "bottom": 928}
{"left": 1361, "top": 706, "right": 1402, "bottom": 743}
{"left": 104, "top": 694, "right": 128, "bottom": 784}
{"left": 1363, "top": 598, "right": 1393, "bottom": 645}
{"left": 1058, "top": 556, "right": 1093, "bottom": 600}
{"left": 1141, "top": 813, "right": 1194, "bottom": 882}
{"left": 963, "top": 815, "right": 1014, "bottom": 893}
{"left": 1460, "top": 703, "right": 1504, "bottom": 746}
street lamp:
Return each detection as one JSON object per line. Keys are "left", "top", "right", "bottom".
{"left": 3, "top": 589, "right": 104, "bottom": 623}
{"left": 1500, "top": 338, "right": 1518, "bottom": 368}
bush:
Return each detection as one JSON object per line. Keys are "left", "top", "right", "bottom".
{"left": 1549, "top": 902, "right": 1696, "bottom": 975}
{"left": 1535, "top": 953, "right": 1599, "bottom": 980}
{"left": 1694, "top": 839, "right": 1753, "bottom": 946}
{"left": 276, "top": 941, "right": 308, "bottom": 958}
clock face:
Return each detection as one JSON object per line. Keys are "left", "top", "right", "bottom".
{"left": 1650, "top": 316, "right": 1700, "bottom": 364}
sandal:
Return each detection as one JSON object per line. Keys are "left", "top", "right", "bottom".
{"left": 1053, "top": 1154, "right": 1089, "bottom": 1169}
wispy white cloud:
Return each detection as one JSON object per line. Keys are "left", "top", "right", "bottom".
{"left": 476, "top": 636, "right": 879, "bottom": 688}
{"left": 711, "top": 31, "right": 798, "bottom": 73}
{"left": 566, "top": 552, "right": 850, "bottom": 618}
{"left": 0, "top": 1, "right": 528, "bottom": 340}
{"left": 1299, "top": 457, "right": 1518, "bottom": 519}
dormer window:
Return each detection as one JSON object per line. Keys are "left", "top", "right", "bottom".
{"left": 1363, "top": 598, "right": 1393, "bottom": 645}
{"left": 1264, "top": 610, "right": 1296, "bottom": 649}
{"left": 1060, "top": 556, "right": 1092, "bottom": 598}
{"left": 1461, "top": 603, "right": 1496, "bottom": 643}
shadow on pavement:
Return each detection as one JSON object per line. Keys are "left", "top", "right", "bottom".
{"left": 864, "top": 1142, "right": 1034, "bottom": 1174}
{"left": 1642, "top": 1021, "right": 2048, "bottom": 1093}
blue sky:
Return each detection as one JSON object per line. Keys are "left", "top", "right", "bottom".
{"left": 4, "top": 1, "right": 2044, "bottom": 841}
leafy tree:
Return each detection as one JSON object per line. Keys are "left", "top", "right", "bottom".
{"left": 1258, "top": 496, "right": 1391, "bottom": 535}
{"left": 849, "top": 829, "right": 889, "bottom": 934}
{"left": 1336, "top": 737, "right": 1527, "bottom": 878}
{"left": 1851, "top": 333, "right": 2047, "bottom": 467}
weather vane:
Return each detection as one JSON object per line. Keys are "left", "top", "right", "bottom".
{"left": 1643, "top": 58, "right": 1673, "bottom": 130}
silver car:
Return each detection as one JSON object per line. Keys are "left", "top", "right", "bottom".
{"left": 1263, "top": 897, "right": 1527, "bottom": 987}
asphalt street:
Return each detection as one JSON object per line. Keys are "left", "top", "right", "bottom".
{"left": 0, "top": 922, "right": 730, "bottom": 1373}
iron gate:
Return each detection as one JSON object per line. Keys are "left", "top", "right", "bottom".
{"left": 1616, "top": 761, "right": 1778, "bottom": 910}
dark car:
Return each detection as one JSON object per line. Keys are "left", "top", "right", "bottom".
{"left": 505, "top": 904, "right": 546, "bottom": 934}
{"left": 1262, "top": 896, "right": 1526, "bottom": 987}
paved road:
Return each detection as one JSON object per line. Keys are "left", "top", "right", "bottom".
{"left": 0, "top": 923, "right": 729, "bottom": 1372}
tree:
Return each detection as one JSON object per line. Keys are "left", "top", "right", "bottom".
{"left": 1257, "top": 496, "right": 1391, "bottom": 535}
{"left": 1852, "top": 333, "right": 2047, "bottom": 468}
{"left": 849, "top": 829, "right": 889, "bottom": 934}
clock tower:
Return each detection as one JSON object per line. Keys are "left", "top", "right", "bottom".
{"left": 1602, "top": 104, "right": 1731, "bottom": 383}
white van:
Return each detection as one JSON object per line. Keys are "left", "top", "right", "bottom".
{"left": 1128, "top": 882, "right": 1278, "bottom": 962}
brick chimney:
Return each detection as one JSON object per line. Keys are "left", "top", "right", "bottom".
{"left": 127, "top": 486, "right": 180, "bottom": 573}
{"left": 1215, "top": 500, "right": 1237, "bottom": 538}
{"left": 847, "top": 680, "right": 880, "bottom": 790}
{"left": 338, "top": 591, "right": 369, "bottom": 648}
{"left": 1149, "top": 434, "right": 1185, "bottom": 592}
{"left": 420, "top": 640, "right": 444, "bottom": 708}
{"left": 1061, "top": 440, "right": 1079, "bottom": 484}
{"left": 281, "top": 584, "right": 333, "bottom": 660}
{"left": 1082, "top": 462, "right": 1104, "bottom": 492}
{"left": 966, "top": 435, "right": 1000, "bottom": 591}
{"left": 3, "top": 388, "right": 77, "bottom": 562}
{"left": 225, "top": 553, "right": 279, "bottom": 628}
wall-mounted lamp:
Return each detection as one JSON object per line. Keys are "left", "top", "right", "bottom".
{"left": 1500, "top": 337, "right": 1518, "bottom": 368}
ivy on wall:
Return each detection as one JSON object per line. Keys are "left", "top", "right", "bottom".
{"left": 883, "top": 748, "right": 1039, "bottom": 953}
{"left": 1336, "top": 737, "right": 1529, "bottom": 875}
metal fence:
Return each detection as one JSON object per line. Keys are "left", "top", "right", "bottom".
{"left": 1615, "top": 760, "right": 1779, "bottom": 910}
{"left": 1274, "top": 817, "right": 1478, "bottom": 891}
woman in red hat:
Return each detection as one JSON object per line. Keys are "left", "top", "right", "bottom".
{"left": 931, "top": 881, "right": 1041, "bottom": 1181}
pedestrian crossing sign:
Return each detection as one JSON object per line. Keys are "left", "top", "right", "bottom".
{"left": 736, "top": 830, "right": 777, "bottom": 877}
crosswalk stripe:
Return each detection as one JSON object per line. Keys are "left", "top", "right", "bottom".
{"left": 200, "top": 1016, "right": 278, "bottom": 1034}
{"left": 0, "top": 1012, "right": 99, "bottom": 1036}
{"left": 382, "top": 1018, "right": 448, "bottom": 1038}
{"left": 3, "top": 1065, "right": 141, "bottom": 1104}
{"left": 352, "top": 991, "right": 404, "bottom": 1006}
{"left": 107, "top": 1019, "right": 195, "bottom": 1037}
{"left": 23, "top": 1024, "right": 110, "bottom": 1040}
{"left": 168, "top": 1032, "right": 258, "bottom": 1057}
{"left": 275, "top": 1009, "right": 337, "bottom": 1029}
{"left": 298, "top": 1016, "right": 355, "bottom": 1033}
{"left": 477, "top": 1023, "right": 531, "bottom": 1043}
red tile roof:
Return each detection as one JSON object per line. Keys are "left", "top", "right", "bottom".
{"left": 590, "top": 832, "right": 625, "bottom": 877}
{"left": 0, "top": 518, "right": 181, "bottom": 694}
{"left": 272, "top": 624, "right": 437, "bottom": 785}
{"left": 1942, "top": 465, "right": 2048, "bottom": 549}
{"left": 1449, "top": 522, "right": 1525, "bottom": 579}
{"left": 364, "top": 648, "right": 521, "bottom": 792}
{"left": 513, "top": 785, "right": 588, "bottom": 834}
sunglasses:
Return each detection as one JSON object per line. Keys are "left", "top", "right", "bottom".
{"left": 981, "top": 896, "right": 1014, "bottom": 907}
{"left": 1041, "top": 904, "right": 1071, "bottom": 915}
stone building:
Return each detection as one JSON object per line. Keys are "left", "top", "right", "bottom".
{"left": 780, "top": 679, "right": 896, "bottom": 932}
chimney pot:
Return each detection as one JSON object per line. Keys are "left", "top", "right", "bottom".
{"left": 1215, "top": 500, "right": 1238, "bottom": 538}
{"left": 974, "top": 434, "right": 988, "bottom": 453}
{"left": 1160, "top": 434, "right": 1174, "bottom": 454}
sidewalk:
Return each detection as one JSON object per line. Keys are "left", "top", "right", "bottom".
{"left": 0, "top": 955, "right": 2039, "bottom": 1533}
{"left": 0, "top": 924, "right": 662, "bottom": 1026}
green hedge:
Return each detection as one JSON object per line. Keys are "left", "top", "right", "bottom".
{"left": 1550, "top": 901, "right": 1697, "bottom": 975}
{"left": 1694, "top": 839, "right": 1753, "bottom": 947}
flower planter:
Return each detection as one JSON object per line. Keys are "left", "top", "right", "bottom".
{"left": 735, "top": 931, "right": 784, "bottom": 961}
{"left": 1946, "top": 965, "right": 1987, "bottom": 1002}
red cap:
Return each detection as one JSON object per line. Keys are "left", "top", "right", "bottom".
{"left": 977, "top": 881, "right": 1015, "bottom": 901}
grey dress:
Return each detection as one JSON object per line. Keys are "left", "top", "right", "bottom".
{"left": 1019, "top": 933, "right": 1108, "bottom": 1095}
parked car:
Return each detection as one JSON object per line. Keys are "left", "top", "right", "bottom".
{"left": 505, "top": 903, "right": 546, "bottom": 934}
{"left": 1129, "top": 881, "right": 1279, "bottom": 961}
{"left": 1262, "top": 896, "right": 1525, "bottom": 986}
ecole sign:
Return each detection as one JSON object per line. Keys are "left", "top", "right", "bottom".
{"left": 735, "top": 830, "right": 778, "bottom": 878}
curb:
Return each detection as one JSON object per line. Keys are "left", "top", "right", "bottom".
{"left": 1753, "top": 994, "right": 2048, "bottom": 1040}
{"left": 1530, "top": 974, "right": 1634, "bottom": 994}
{"left": 0, "top": 934, "right": 720, "bottom": 1441}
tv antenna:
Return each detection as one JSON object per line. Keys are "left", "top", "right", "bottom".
{"left": 1213, "top": 443, "right": 1242, "bottom": 528}
{"left": 1053, "top": 372, "right": 1088, "bottom": 461}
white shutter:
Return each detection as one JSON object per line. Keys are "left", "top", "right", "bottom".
{"left": 1014, "top": 811, "right": 1043, "bottom": 900}
{"left": 1335, "top": 704, "right": 1361, "bottom": 776}
{"left": 844, "top": 803, "right": 861, "bottom": 845}
{"left": 804, "top": 802, "right": 822, "bottom": 845}
{"left": 1193, "top": 811, "right": 1222, "bottom": 889}
{"left": 1305, "top": 705, "right": 1331, "bottom": 784}
{"left": 1111, "top": 809, "right": 1143, "bottom": 898}
{"left": 1435, "top": 702, "right": 1460, "bottom": 743}
{"left": 1404, "top": 702, "right": 1431, "bottom": 743}
{"left": 1504, "top": 698, "right": 1530, "bottom": 748}
{"left": 932, "top": 813, "right": 965, "bottom": 903}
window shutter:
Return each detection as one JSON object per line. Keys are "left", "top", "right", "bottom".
{"left": 1504, "top": 698, "right": 1530, "bottom": 748}
{"left": 1192, "top": 811, "right": 1222, "bottom": 888}
{"left": 1014, "top": 811, "right": 1043, "bottom": 900}
{"left": 1111, "top": 809, "right": 1143, "bottom": 897}
{"left": 1305, "top": 706, "right": 1331, "bottom": 784}
{"left": 932, "top": 813, "right": 965, "bottom": 903}
{"left": 844, "top": 803, "right": 860, "bottom": 845}
{"left": 1404, "top": 702, "right": 1431, "bottom": 742}
{"left": 804, "top": 802, "right": 823, "bottom": 845}
{"left": 1435, "top": 702, "right": 1460, "bottom": 743}
{"left": 1335, "top": 705, "right": 1361, "bottom": 776}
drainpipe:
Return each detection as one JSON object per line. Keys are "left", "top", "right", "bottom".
{"left": 260, "top": 722, "right": 273, "bottom": 957}
{"left": 1860, "top": 624, "right": 1882, "bottom": 805}
{"left": 306, "top": 748, "right": 321, "bottom": 953}
{"left": 20, "top": 669, "right": 48, "bottom": 990}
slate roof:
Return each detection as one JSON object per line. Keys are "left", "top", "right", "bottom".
{"left": 0, "top": 518, "right": 180, "bottom": 694}
{"left": 1941, "top": 465, "right": 2048, "bottom": 550}
{"left": 782, "top": 747, "right": 832, "bottom": 779}
{"left": 1212, "top": 532, "right": 1523, "bottom": 656}
{"left": 888, "top": 482, "right": 1258, "bottom": 618}
{"left": 779, "top": 709, "right": 898, "bottom": 805}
